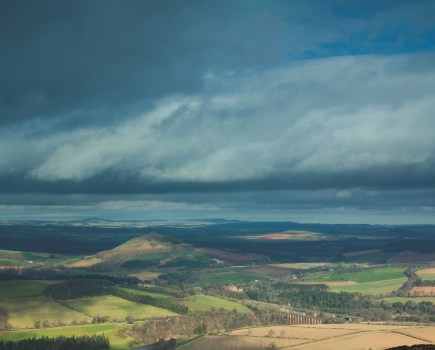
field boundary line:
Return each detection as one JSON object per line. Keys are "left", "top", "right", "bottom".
{"left": 390, "top": 330, "right": 432, "bottom": 343}
{"left": 56, "top": 300, "right": 93, "bottom": 319}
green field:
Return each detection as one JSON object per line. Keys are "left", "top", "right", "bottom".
{"left": 304, "top": 266, "right": 407, "bottom": 284}
{"left": 62, "top": 295, "right": 178, "bottom": 321}
{"left": 199, "top": 272, "right": 261, "bottom": 286}
{"left": 382, "top": 296, "right": 435, "bottom": 304}
{"left": 180, "top": 295, "right": 251, "bottom": 313}
{"left": 0, "top": 280, "right": 49, "bottom": 298}
{"left": 329, "top": 277, "right": 407, "bottom": 295}
{"left": 416, "top": 269, "right": 435, "bottom": 281}
{"left": 0, "top": 296, "right": 92, "bottom": 328}
{"left": 0, "top": 323, "right": 134, "bottom": 350}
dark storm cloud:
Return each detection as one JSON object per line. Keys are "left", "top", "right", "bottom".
{"left": 1, "top": 0, "right": 435, "bottom": 222}
{"left": 0, "top": 0, "right": 289, "bottom": 127}
{"left": 2, "top": 0, "right": 435, "bottom": 127}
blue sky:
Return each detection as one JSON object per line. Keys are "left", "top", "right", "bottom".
{"left": 1, "top": 0, "right": 435, "bottom": 223}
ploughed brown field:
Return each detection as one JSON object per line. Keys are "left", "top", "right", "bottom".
{"left": 409, "top": 286, "right": 435, "bottom": 297}
{"left": 186, "top": 324, "right": 435, "bottom": 350}
{"left": 388, "top": 252, "right": 435, "bottom": 263}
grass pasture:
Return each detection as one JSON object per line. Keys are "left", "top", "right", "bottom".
{"left": 0, "top": 296, "right": 92, "bottom": 328}
{"left": 416, "top": 267, "right": 435, "bottom": 281}
{"left": 0, "top": 280, "right": 49, "bottom": 298}
{"left": 304, "top": 266, "right": 407, "bottom": 284}
{"left": 180, "top": 295, "right": 251, "bottom": 313}
{"left": 61, "top": 295, "right": 178, "bottom": 321}
{"left": 0, "top": 323, "right": 134, "bottom": 350}
{"left": 329, "top": 277, "right": 407, "bottom": 295}
{"left": 382, "top": 296, "right": 435, "bottom": 304}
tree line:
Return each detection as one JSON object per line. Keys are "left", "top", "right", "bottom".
{"left": 0, "top": 335, "right": 109, "bottom": 350}
{"left": 125, "top": 306, "right": 289, "bottom": 344}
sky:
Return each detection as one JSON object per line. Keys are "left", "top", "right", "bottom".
{"left": 1, "top": 0, "right": 435, "bottom": 224}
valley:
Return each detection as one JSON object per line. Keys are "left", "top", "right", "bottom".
{"left": 0, "top": 220, "right": 435, "bottom": 349}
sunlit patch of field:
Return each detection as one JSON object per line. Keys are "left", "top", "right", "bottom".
{"left": 196, "top": 248, "right": 266, "bottom": 262}
{"left": 65, "top": 256, "right": 102, "bottom": 268}
{"left": 270, "top": 262, "right": 328, "bottom": 269}
{"left": 383, "top": 296, "right": 435, "bottom": 304}
{"left": 298, "top": 281, "right": 357, "bottom": 286}
{"left": 199, "top": 271, "right": 261, "bottom": 286}
{"left": 180, "top": 295, "right": 251, "bottom": 313}
{"left": 128, "top": 271, "right": 161, "bottom": 280}
{"left": 181, "top": 324, "right": 435, "bottom": 350}
{"left": 304, "top": 266, "right": 407, "bottom": 284}
{"left": 416, "top": 267, "right": 435, "bottom": 281}
{"left": 0, "top": 280, "right": 49, "bottom": 298}
{"left": 409, "top": 286, "right": 435, "bottom": 297}
{"left": 0, "top": 323, "right": 134, "bottom": 350}
{"left": 329, "top": 277, "right": 407, "bottom": 295}
{"left": 61, "top": 295, "right": 178, "bottom": 321}
{"left": 238, "top": 230, "right": 323, "bottom": 241}
{"left": 0, "top": 296, "right": 92, "bottom": 328}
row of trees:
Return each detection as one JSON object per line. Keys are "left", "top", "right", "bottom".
{"left": 0, "top": 335, "right": 109, "bottom": 350}
{"left": 0, "top": 308, "right": 8, "bottom": 331}
{"left": 125, "top": 306, "right": 289, "bottom": 344}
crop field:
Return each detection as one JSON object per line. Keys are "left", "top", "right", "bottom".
{"left": 65, "top": 256, "right": 102, "bottom": 268}
{"left": 270, "top": 262, "right": 328, "bottom": 269}
{"left": 199, "top": 271, "right": 261, "bottom": 286}
{"left": 304, "top": 266, "right": 407, "bottom": 283}
{"left": 0, "top": 323, "right": 134, "bottom": 350}
{"left": 382, "top": 296, "right": 435, "bottom": 304}
{"left": 180, "top": 295, "right": 251, "bottom": 313}
{"left": 61, "top": 295, "right": 178, "bottom": 321}
{"left": 0, "top": 296, "right": 92, "bottom": 328}
{"left": 329, "top": 277, "right": 407, "bottom": 295}
{"left": 416, "top": 267, "right": 435, "bottom": 281}
{"left": 409, "top": 286, "right": 435, "bottom": 297}
{"left": 182, "top": 324, "right": 435, "bottom": 350}
{"left": 0, "top": 280, "right": 49, "bottom": 298}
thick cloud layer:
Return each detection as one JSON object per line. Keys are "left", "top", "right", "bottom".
{"left": 1, "top": 1, "right": 435, "bottom": 222}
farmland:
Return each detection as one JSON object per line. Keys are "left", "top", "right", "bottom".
{"left": 180, "top": 295, "right": 251, "bottom": 313}
{"left": 416, "top": 267, "right": 435, "bottom": 281}
{"left": 329, "top": 277, "right": 407, "bottom": 295}
{"left": 181, "top": 324, "right": 435, "bottom": 350}
{"left": 0, "top": 324, "right": 134, "bottom": 350}
{"left": 1, "top": 220, "right": 435, "bottom": 349}
{"left": 0, "top": 296, "right": 92, "bottom": 328}
{"left": 303, "top": 266, "right": 407, "bottom": 284}
{"left": 199, "top": 271, "right": 261, "bottom": 286}
{"left": 0, "top": 280, "right": 48, "bottom": 298}
{"left": 61, "top": 295, "right": 178, "bottom": 321}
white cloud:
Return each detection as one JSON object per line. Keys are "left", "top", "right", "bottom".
{"left": 0, "top": 54, "right": 433, "bottom": 186}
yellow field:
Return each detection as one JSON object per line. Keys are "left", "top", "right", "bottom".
{"left": 0, "top": 296, "right": 92, "bottom": 329}
{"left": 416, "top": 267, "right": 435, "bottom": 281}
{"left": 183, "top": 324, "right": 435, "bottom": 350}
{"left": 0, "top": 323, "right": 135, "bottom": 350}
{"left": 61, "top": 295, "right": 178, "bottom": 321}
{"left": 270, "top": 262, "right": 328, "bottom": 269}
